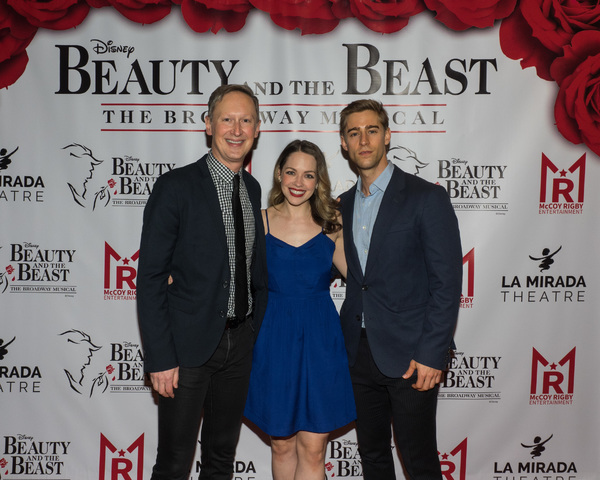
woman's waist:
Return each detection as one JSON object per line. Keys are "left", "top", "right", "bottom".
{"left": 267, "top": 289, "right": 332, "bottom": 299}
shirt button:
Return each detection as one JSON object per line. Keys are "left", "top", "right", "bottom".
{"left": 362, "top": 285, "right": 368, "bottom": 291}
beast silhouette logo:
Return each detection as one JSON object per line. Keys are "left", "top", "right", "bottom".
{"left": 389, "top": 145, "right": 429, "bottom": 175}
{"left": 64, "top": 143, "right": 173, "bottom": 209}
{"left": 64, "top": 143, "right": 112, "bottom": 210}
{"left": 59, "top": 329, "right": 109, "bottom": 397}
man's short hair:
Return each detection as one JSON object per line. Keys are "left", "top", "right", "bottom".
{"left": 339, "top": 99, "right": 389, "bottom": 136}
{"left": 207, "top": 84, "right": 260, "bottom": 120}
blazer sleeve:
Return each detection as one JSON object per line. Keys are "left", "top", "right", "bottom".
{"left": 413, "top": 184, "right": 463, "bottom": 370}
{"left": 136, "top": 172, "right": 181, "bottom": 373}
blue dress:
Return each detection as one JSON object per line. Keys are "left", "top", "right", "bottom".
{"left": 244, "top": 213, "right": 356, "bottom": 437}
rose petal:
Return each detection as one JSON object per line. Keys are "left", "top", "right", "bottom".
{"left": 181, "top": 0, "right": 249, "bottom": 33}
{"left": 500, "top": 7, "right": 555, "bottom": 80}
{"left": 7, "top": 0, "right": 90, "bottom": 30}
{"left": 0, "top": 50, "right": 29, "bottom": 89}
{"left": 425, "top": 0, "right": 517, "bottom": 30}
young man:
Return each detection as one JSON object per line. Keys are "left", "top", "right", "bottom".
{"left": 338, "top": 99, "right": 462, "bottom": 479}
{"left": 137, "top": 84, "right": 268, "bottom": 480}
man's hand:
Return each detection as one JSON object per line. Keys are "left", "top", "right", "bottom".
{"left": 403, "top": 360, "right": 442, "bottom": 391}
{"left": 149, "top": 367, "right": 179, "bottom": 398}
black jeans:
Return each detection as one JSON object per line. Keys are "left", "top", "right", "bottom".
{"left": 150, "top": 319, "right": 254, "bottom": 480}
{"left": 350, "top": 335, "right": 442, "bottom": 480}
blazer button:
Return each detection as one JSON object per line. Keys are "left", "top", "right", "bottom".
{"left": 361, "top": 284, "right": 368, "bottom": 291}
{"left": 222, "top": 281, "right": 229, "bottom": 289}
{"left": 219, "top": 311, "right": 225, "bottom": 318}
{"left": 355, "top": 315, "right": 361, "bottom": 322}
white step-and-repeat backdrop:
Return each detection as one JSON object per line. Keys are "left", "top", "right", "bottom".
{"left": 1, "top": 2, "right": 599, "bottom": 479}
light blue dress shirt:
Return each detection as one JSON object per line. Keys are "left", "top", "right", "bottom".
{"left": 352, "top": 161, "right": 394, "bottom": 328}
{"left": 352, "top": 161, "right": 394, "bottom": 273}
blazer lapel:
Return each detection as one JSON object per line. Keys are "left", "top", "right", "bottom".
{"left": 364, "top": 167, "right": 406, "bottom": 278}
{"left": 196, "top": 157, "right": 228, "bottom": 249}
{"left": 342, "top": 186, "right": 364, "bottom": 282}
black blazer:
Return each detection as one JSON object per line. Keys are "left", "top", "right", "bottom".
{"left": 137, "top": 155, "right": 268, "bottom": 373}
{"left": 339, "top": 165, "right": 462, "bottom": 377}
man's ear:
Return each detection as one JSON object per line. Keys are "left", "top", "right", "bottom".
{"left": 205, "top": 118, "right": 213, "bottom": 136}
{"left": 340, "top": 135, "right": 348, "bottom": 151}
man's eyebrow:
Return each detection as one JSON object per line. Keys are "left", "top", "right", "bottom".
{"left": 346, "top": 124, "right": 380, "bottom": 133}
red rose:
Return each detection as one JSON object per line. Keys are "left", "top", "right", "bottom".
{"left": 86, "top": 0, "right": 110, "bottom": 7}
{"left": 0, "top": 2, "right": 37, "bottom": 89}
{"left": 551, "top": 31, "right": 600, "bottom": 156}
{"left": 181, "top": 0, "right": 251, "bottom": 33}
{"left": 7, "top": 0, "right": 90, "bottom": 30}
{"left": 425, "top": 0, "right": 516, "bottom": 31}
{"left": 333, "top": 0, "right": 425, "bottom": 34}
{"left": 0, "top": 2, "right": 37, "bottom": 62}
{"left": 250, "top": 0, "right": 339, "bottom": 35}
{"left": 106, "top": 0, "right": 172, "bottom": 24}
{"left": 0, "top": 51, "right": 29, "bottom": 89}
{"left": 500, "top": 0, "right": 600, "bottom": 81}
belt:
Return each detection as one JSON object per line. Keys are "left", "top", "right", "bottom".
{"left": 225, "top": 314, "right": 250, "bottom": 330}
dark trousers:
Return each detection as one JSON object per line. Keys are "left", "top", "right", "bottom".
{"left": 150, "top": 320, "right": 254, "bottom": 480}
{"left": 350, "top": 335, "right": 442, "bottom": 480}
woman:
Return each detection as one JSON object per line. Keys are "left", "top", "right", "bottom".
{"left": 244, "top": 140, "right": 356, "bottom": 479}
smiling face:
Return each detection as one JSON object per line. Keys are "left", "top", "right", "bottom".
{"left": 340, "top": 109, "right": 391, "bottom": 176}
{"left": 278, "top": 151, "right": 318, "bottom": 207}
{"left": 205, "top": 91, "right": 260, "bottom": 172}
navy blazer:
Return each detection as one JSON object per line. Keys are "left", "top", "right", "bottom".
{"left": 339, "top": 165, "right": 462, "bottom": 378}
{"left": 137, "top": 155, "right": 268, "bottom": 373}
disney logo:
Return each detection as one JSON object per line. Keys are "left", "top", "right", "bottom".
{"left": 124, "top": 156, "right": 140, "bottom": 162}
{"left": 451, "top": 158, "right": 467, "bottom": 165}
{"left": 23, "top": 242, "right": 39, "bottom": 249}
{"left": 91, "top": 39, "right": 135, "bottom": 58}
